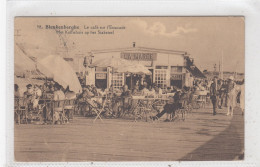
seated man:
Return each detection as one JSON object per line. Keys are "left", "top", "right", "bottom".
{"left": 24, "top": 84, "right": 34, "bottom": 98}
{"left": 150, "top": 94, "right": 182, "bottom": 122}
{"left": 78, "top": 85, "right": 94, "bottom": 101}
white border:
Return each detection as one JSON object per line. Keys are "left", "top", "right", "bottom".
{"left": 5, "top": 0, "right": 260, "bottom": 167}
{"left": 1, "top": 0, "right": 7, "bottom": 166}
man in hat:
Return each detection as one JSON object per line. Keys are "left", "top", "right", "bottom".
{"left": 210, "top": 76, "right": 219, "bottom": 115}
{"left": 24, "top": 84, "right": 33, "bottom": 98}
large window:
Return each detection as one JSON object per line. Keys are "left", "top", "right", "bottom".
{"left": 112, "top": 73, "right": 124, "bottom": 90}
{"left": 154, "top": 69, "right": 167, "bottom": 89}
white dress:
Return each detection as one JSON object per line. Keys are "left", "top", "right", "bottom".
{"left": 227, "top": 84, "right": 237, "bottom": 108}
{"left": 240, "top": 84, "right": 245, "bottom": 111}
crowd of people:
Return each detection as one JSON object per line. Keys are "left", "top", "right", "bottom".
{"left": 14, "top": 74, "right": 245, "bottom": 124}
{"left": 14, "top": 80, "right": 77, "bottom": 124}
{"left": 209, "top": 76, "right": 245, "bottom": 116}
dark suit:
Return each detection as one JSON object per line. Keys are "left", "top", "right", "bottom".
{"left": 210, "top": 82, "right": 218, "bottom": 114}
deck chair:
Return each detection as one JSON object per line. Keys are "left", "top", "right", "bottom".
{"left": 85, "top": 98, "right": 104, "bottom": 123}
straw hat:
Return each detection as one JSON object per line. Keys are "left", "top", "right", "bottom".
{"left": 229, "top": 76, "right": 234, "bottom": 81}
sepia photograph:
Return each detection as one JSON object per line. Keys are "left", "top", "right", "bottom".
{"left": 14, "top": 17, "right": 245, "bottom": 162}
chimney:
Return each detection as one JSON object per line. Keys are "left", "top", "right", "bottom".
{"left": 133, "top": 42, "right": 136, "bottom": 48}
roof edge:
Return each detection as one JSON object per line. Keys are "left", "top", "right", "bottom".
{"left": 90, "top": 46, "right": 187, "bottom": 55}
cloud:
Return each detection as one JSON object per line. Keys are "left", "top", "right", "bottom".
{"left": 128, "top": 18, "right": 197, "bottom": 37}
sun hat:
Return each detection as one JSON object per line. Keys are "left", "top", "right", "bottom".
{"left": 229, "top": 76, "right": 234, "bottom": 80}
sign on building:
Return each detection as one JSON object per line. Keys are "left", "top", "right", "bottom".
{"left": 96, "top": 73, "right": 107, "bottom": 79}
{"left": 120, "top": 52, "right": 157, "bottom": 61}
{"left": 171, "top": 74, "right": 183, "bottom": 80}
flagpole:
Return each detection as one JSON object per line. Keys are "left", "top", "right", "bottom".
{"left": 221, "top": 51, "right": 224, "bottom": 80}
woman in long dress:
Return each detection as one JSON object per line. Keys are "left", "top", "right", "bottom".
{"left": 240, "top": 81, "right": 245, "bottom": 115}
{"left": 226, "top": 76, "right": 237, "bottom": 116}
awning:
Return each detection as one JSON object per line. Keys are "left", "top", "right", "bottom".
{"left": 37, "top": 55, "right": 82, "bottom": 93}
{"left": 14, "top": 44, "right": 35, "bottom": 75}
{"left": 91, "top": 57, "right": 151, "bottom": 75}
{"left": 186, "top": 65, "right": 206, "bottom": 78}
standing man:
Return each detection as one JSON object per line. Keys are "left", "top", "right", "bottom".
{"left": 210, "top": 76, "right": 218, "bottom": 115}
{"left": 217, "top": 79, "right": 225, "bottom": 109}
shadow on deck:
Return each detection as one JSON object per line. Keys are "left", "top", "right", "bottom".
{"left": 179, "top": 108, "right": 244, "bottom": 161}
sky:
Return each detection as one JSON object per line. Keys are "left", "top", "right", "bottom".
{"left": 15, "top": 17, "right": 245, "bottom": 73}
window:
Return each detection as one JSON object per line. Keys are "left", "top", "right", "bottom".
{"left": 171, "top": 66, "right": 182, "bottom": 73}
{"left": 112, "top": 73, "right": 124, "bottom": 89}
{"left": 154, "top": 69, "right": 167, "bottom": 89}
{"left": 95, "top": 67, "right": 107, "bottom": 89}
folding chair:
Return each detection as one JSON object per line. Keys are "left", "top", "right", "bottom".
{"left": 85, "top": 98, "right": 104, "bottom": 123}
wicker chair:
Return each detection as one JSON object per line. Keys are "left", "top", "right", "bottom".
{"left": 14, "top": 97, "right": 28, "bottom": 124}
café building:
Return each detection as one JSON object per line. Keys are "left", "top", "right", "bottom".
{"left": 85, "top": 44, "right": 205, "bottom": 90}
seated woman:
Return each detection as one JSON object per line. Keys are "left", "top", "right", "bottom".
{"left": 132, "top": 85, "right": 140, "bottom": 95}
{"left": 140, "top": 83, "right": 150, "bottom": 96}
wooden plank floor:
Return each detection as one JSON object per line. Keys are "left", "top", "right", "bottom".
{"left": 14, "top": 105, "right": 244, "bottom": 161}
